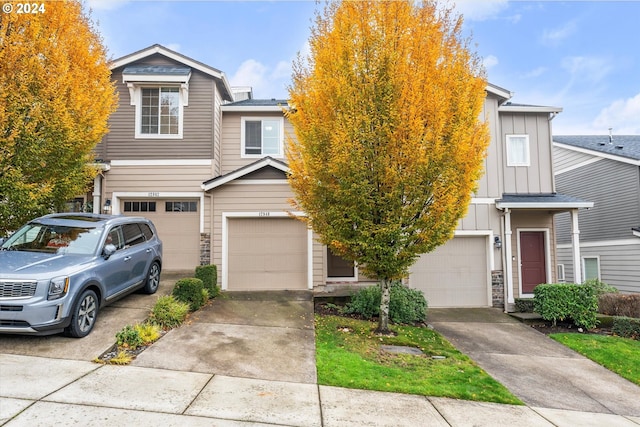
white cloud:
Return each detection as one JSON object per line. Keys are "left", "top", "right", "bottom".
{"left": 542, "top": 21, "right": 577, "bottom": 46}
{"left": 452, "top": 0, "right": 509, "bottom": 22}
{"left": 594, "top": 92, "right": 640, "bottom": 134}
{"left": 165, "top": 43, "right": 181, "bottom": 53}
{"left": 483, "top": 55, "right": 499, "bottom": 70}
{"left": 561, "top": 56, "right": 612, "bottom": 85}
{"left": 521, "top": 67, "right": 547, "bottom": 79}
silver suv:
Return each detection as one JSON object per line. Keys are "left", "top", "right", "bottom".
{"left": 0, "top": 213, "right": 162, "bottom": 337}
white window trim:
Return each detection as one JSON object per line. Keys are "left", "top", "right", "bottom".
{"left": 581, "top": 255, "right": 601, "bottom": 282}
{"left": 506, "top": 134, "right": 530, "bottom": 167}
{"left": 557, "top": 264, "right": 566, "bottom": 282}
{"left": 130, "top": 84, "right": 185, "bottom": 139}
{"left": 325, "top": 247, "right": 359, "bottom": 283}
{"left": 240, "top": 117, "right": 284, "bottom": 159}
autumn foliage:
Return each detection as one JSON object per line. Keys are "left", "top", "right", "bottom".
{"left": 0, "top": 0, "right": 117, "bottom": 232}
{"left": 286, "top": 1, "right": 489, "bottom": 331}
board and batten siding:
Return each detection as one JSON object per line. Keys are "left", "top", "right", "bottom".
{"left": 209, "top": 181, "right": 324, "bottom": 288}
{"left": 474, "top": 95, "right": 504, "bottom": 199}
{"left": 557, "top": 243, "right": 640, "bottom": 293}
{"left": 500, "top": 112, "right": 554, "bottom": 194}
{"left": 555, "top": 159, "right": 640, "bottom": 243}
{"left": 98, "top": 55, "right": 218, "bottom": 161}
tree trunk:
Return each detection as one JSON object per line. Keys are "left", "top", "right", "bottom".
{"left": 376, "top": 278, "right": 391, "bottom": 334}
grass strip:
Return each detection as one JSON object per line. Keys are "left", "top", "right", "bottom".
{"left": 315, "top": 315, "right": 522, "bottom": 404}
{"left": 550, "top": 333, "right": 640, "bottom": 385}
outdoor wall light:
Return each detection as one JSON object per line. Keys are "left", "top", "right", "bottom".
{"left": 494, "top": 235, "right": 502, "bottom": 249}
{"left": 103, "top": 199, "right": 112, "bottom": 214}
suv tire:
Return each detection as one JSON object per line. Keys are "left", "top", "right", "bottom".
{"left": 65, "top": 289, "right": 99, "bottom": 338}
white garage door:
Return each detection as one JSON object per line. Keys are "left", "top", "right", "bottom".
{"left": 409, "top": 236, "right": 489, "bottom": 307}
{"left": 122, "top": 200, "right": 200, "bottom": 271}
{"left": 227, "top": 218, "right": 307, "bottom": 291}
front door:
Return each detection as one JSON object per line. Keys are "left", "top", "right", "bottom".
{"left": 520, "top": 231, "right": 547, "bottom": 294}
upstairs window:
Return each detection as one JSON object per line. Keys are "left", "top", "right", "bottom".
{"left": 140, "top": 87, "right": 180, "bottom": 136}
{"left": 242, "top": 117, "right": 283, "bottom": 157}
{"left": 506, "top": 134, "right": 530, "bottom": 166}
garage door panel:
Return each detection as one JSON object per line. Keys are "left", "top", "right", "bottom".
{"left": 228, "top": 218, "right": 307, "bottom": 291}
{"left": 410, "top": 237, "right": 489, "bottom": 307}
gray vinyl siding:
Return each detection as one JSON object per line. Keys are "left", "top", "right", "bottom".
{"left": 98, "top": 55, "right": 218, "bottom": 160}
{"left": 474, "top": 96, "right": 503, "bottom": 198}
{"left": 553, "top": 145, "right": 597, "bottom": 172}
{"left": 555, "top": 159, "right": 640, "bottom": 243}
{"left": 557, "top": 243, "right": 640, "bottom": 293}
{"left": 500, "top": 112, "right": 555, "bottom": 194}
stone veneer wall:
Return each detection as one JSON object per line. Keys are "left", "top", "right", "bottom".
{"left": 491, "top": 270, "right": 504, "bottom": 308}
{"left": 200, "top": 233, "right": 211, "bottom": 266}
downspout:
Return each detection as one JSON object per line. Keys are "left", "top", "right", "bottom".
{"left": 503, "top": 208, "right": 515, "bottom": 308}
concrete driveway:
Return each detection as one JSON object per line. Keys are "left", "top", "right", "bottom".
{"left": 428, "top": 308, "right": 640, "bottom": 417}
{"left": 0, "top": 272, "right": 184, "bottom": 361}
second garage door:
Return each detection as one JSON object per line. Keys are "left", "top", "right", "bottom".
{"left": 409, "top": 236, "right": 489, "bottom": 307}
{"left": 227, "top": 217, "right": 308, "bottom": 290}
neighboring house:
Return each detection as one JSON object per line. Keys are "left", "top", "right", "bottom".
{"left": 90, "top": 44, "right": 591, "bottom": 310}
{"left": 553, "top": 135, "right": 640, "bottom": 294}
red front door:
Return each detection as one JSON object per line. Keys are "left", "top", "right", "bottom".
{"left": 520, "top": 231, "right": 547, "bottom": 294}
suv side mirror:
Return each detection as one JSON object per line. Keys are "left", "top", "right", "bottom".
{"left": 102, "top": 243, "right": 117, "bottom": 259}
{"left": 0, "top": 237, "right": 5, "bottom": 246}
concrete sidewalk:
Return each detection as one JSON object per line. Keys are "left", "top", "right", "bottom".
{"left": 2, "top": 292, "right": 640, "bottom": 426}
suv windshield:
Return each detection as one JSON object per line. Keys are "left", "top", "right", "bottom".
{"left": 1, "top": 223, "right": 102, "bottom": 255}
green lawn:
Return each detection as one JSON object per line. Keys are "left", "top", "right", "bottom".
{"left": 550, "top": 333, "right": 640, "bottom": 385}
{"left": 315, "top": 315, "right": 522, "bottom": 404}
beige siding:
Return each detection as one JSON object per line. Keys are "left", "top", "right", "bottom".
{"left": 500, "top": 112, "right": 555, "bottom": 194}
{"left": 105, "top": 165, "right": 212, "bottom": 194}
{"left": 99, "top": 55, "right": 218, "bottom": 160}
{"left": 475, "top": 96, "right": 503, "bottom": 198}
{"left": 220, "top": 112, "right": 293, "bottom": 174}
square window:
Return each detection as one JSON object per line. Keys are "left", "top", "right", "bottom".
{"left": 506, "top": 135, "right": 530, "bottom": 166}
{"left": 242, "top": 118, "right": 283, "bottom": 157}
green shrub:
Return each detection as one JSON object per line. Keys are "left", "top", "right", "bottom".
{"left": 116, "top": 325, "right": 144, "bottom": 350}
{"left": 583, "top": 279, "right": 618, "bottom": 296}
{"left": 195, "top": 264, "right": 218, "bottom": 297}
{"left": 612, "top": 316, "right": 640, "bottom": 340}
{"left": 345, "top": 285, "right": 381, "bottom": 319}
{"left": 598, "top": 293, "right": 640, "bottom": 318}
{"left": 345, "top": 282, "right": 427, "bottom": 324}
{"left": 534, "top": 283, "right": 598, "bottom": 329}
{"left": 150, "top": 295, "right": 190, "bottom": 328}
{"left": 172, "top": 278, "right": 206, "bottom": 311}
{"left": 514, "top": 298, "right": 535, "bottom": 313}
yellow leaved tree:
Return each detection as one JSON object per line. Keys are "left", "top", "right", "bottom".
{"left": 0, "top": 0, "right": 117, "bottom": 233}
{"left": 286, "top": 0, "right": 489, "bottom": 333}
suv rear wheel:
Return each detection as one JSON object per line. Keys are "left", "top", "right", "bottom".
{"left": 142, "top": 262, "right": 161, "bottom": 294}
{"left": 65, "top": 289, "right": 99, "bottom": 338}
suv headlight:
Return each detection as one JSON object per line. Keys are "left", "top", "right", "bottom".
{"left": 48, "top": 277, "right": 69, "bottom": 300}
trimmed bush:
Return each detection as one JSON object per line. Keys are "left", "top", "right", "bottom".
{"left": 115, "top": 325, "right": 144, "bottom": 350}
{"left": 515, "top": 298, "right": 535, "bottom": 313}
{"left": 612, "top": 316, "right": 640, "bottom": 340}
{"left": 150, "top": 295, "right": 190, "bottom": 328}
{"left": 195, "top": 264, "right": 218, "bottom": 297}
{"left": 533, "top": 283, "right": 598, "bottom": 329}
{"left": 345, "top": 282, "right": 427, "bottom": 324}
{"left": 172, "top": 278, "right": 206, "bottom": 311}
{"left": 583, "top": 279, "right": 618, "bottom": 296}
{"left": 598, "top": 293, "right": 640, "bottom": 318}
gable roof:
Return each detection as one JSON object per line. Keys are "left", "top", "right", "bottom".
{"left": 554, "top": 135, "right": 640, "bottom": 164}
{"left": 110, "top": 44, "right": 233, "bottom": 101}
{"left": 201, "top": 157, "right": 289, "bottom": 191}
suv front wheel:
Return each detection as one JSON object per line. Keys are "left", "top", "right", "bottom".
{"left": 65, "top": 289, "right": 99, "bottom": 338}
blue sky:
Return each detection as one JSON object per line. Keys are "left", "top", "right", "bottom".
{"left": 87, "top": 0, "right": 640, "bottom": 135}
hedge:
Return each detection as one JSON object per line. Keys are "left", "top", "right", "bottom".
{"left": 533, "top": 283, "right": 598, "bottom": 329}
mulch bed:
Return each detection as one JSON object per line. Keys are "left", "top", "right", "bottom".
{"left": 528, "top": 320, "right": 613, "bottom": 336}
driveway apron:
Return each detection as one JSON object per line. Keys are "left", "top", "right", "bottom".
{"left": 131, "top": 291, "right": 317, "bottom": 384}
{"left": 428, "top": 308, "right": 640, "bottom": 416}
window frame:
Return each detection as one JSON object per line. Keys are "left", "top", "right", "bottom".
{"left": 581, "top": 256, "right": 601, "bottom": 281}
{"left": 134, "top": 85, "right": 184, "bottom": 139}
{"left": 506, "top": 134, "right": 530, "bottom": 167}
{"left": 240, "top": 117, "right": 284, "bottom": 158}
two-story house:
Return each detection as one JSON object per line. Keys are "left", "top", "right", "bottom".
{"left": 554, "top": 135, "right": 640, "bottom": 294}
{"left": 94, "top": 45, "right": 591, "bottom": 310}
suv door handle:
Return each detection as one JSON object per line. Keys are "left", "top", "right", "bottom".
{"left": 124, "top": 256, "right": 132, "bottom": 261}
